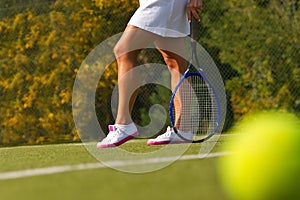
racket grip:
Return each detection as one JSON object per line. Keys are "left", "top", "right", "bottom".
{"left": 190, "top": 17, "right": 199, "bottom": 40}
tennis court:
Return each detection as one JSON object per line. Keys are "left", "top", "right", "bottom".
{"left": 1, "top": 1, "right": 299, "bottom": 200}
{"left": 0, "top": 135, "right": 236, "bottom": 200}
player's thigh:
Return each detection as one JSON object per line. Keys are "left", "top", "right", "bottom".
{"left": 154, "top": 37, "right": 186, "bottom": 60}
{"left": 114, "top": 25, "right": 159, "bottom": 58}
{"left": 155, "top": 38, "right": 187, "bottom": 73}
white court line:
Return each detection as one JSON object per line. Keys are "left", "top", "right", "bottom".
{"left": 0, "top": 152, "right": 231, "bottom": 180}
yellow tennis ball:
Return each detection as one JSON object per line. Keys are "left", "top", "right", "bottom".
{"left": 219, "top": 111, "right": 300, "bottom": 200}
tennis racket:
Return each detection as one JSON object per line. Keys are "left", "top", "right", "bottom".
{"left": 169, "top": 17, "right": 221, "bottom": 143}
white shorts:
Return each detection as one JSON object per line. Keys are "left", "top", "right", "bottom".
{"left": 128, "top": 0, "right": 190, "bottom": 38}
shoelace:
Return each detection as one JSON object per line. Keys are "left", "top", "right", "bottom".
{"left": 105, "top": 127, "right": 120, "bottom": 141}
{"left": 157, "top": 127, "right": 173, "bottom": 138}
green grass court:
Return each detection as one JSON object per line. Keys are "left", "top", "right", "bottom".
{"left": 0, "top": 135, "right": 235, "bottom": 200}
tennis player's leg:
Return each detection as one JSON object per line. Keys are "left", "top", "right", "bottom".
{"left": 147, "top": 38, "right": 193, "bottom": 145}
{"left": 159, "top": 49, "right": 186, "bottom": 130}
{"left": 114, "top": 25, "right": 159, "bottom": 124}
{"left": 97, "top": 25, "right": 158, "bottom": 148}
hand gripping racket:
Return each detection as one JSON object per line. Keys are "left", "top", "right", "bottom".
{"left": 169, "top": 17, "right": 221, "bottom": 143}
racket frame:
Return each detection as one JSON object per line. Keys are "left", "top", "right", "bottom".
{"left": 169, "top": 21, "right": 221, "bottom": 143}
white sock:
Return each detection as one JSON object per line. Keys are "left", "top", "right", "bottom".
{"left": 115, "top": 123, "right": 137, "bottom": 133}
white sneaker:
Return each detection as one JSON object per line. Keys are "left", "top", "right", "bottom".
{"left": 96, "top": 123, "right": 138, "bottom": 148}
{"left": 147, "top": 126, "right": 193, "bottom": 145}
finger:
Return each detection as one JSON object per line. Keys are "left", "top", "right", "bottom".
{"left": 187, "top": 7, "right": 194, "bottom": 23}
{"left": 187, "top": 9, "right": 192, "bottom": 22}
{"left": 192, "top": 9, "right": 201, "bottom": 22}
{"left": 187, "top": 0, "right": 202, "bottom": 22}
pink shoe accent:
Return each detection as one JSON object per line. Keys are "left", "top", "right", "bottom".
{"left": 96, "top": 131, "right": 138, "bottom": 148}
{"left": 147, "top": 140, "right": 170, "bottom": 146}
{"left": 147, "top": 139, "right": 190, "bottom": 146}
{"left": 108, "top": 125, "right": 115, "bottom": 132}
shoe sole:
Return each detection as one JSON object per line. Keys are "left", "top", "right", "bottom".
{"left": 147, "top": 140, "right": 191, "bottom": 146}
{"left": 96, "top": 132, "right": 138, "bottom": 148}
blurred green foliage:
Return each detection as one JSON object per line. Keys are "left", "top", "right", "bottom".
{"left": 201, "top": 0, "right": 300, "bottom": 119}
{"left": 0, "top": 0, "right": 138, "bottom": 145}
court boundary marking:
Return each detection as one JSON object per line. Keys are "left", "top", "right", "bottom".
{"left": 0, "top": 151, "right": 231, "bottom": 180}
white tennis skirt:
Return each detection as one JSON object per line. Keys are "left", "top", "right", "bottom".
{"left": 128, "top": 0, "right": 190, "bottom": 38}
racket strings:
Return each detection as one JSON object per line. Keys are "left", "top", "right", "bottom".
{"left": 172, "top": 74, "right": 218, "bottom": 140}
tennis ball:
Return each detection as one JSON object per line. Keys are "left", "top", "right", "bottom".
{"left": 219, "top": 111, "right": 300, "bottom": 200}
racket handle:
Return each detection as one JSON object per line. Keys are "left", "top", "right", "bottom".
{"left": 190, "top": 17, "right": 199, "bottom": 40}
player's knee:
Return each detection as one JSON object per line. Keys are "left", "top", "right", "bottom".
{"left": 113, "top": 43, "right": 124, "bottom": 58}
{"left": 164, "top": 57, "right": 178, "bottom": 69}
{"left": 114, "top": 44, "right": 137, "bottom": 60}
